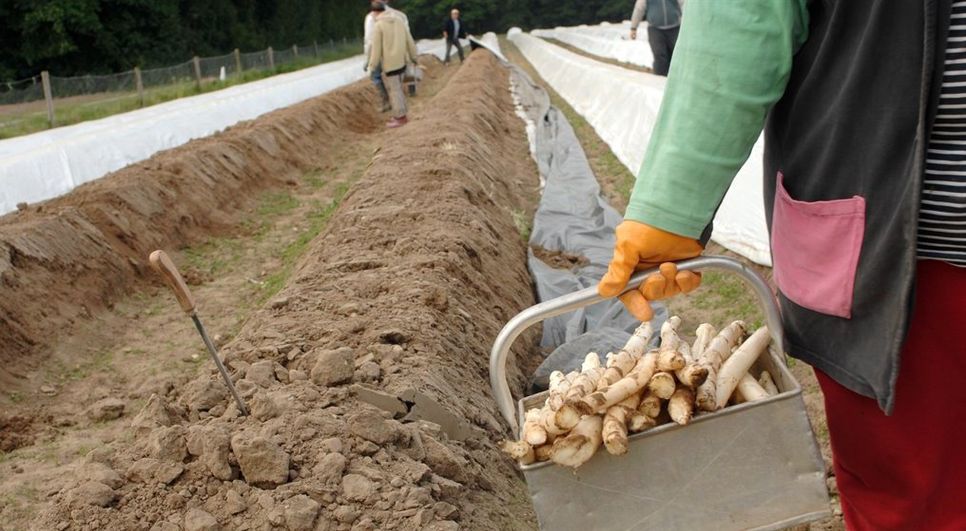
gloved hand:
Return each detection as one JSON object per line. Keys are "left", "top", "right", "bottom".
{"left": 598, "top": 220, "right": 704, "bottom": 321}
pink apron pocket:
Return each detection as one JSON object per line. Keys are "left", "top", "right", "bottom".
{"left": 771, "top": 173, "right": 866, "bottom": 319}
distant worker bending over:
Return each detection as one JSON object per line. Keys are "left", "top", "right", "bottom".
{"left": 601, "top": 2, "right": 966, "bottom": 529}
{"left": 367, "top": 0, "right": 418, "bottom": 128}
{"left": 630, "top": 0, "right": 683, "bottom": 76}
{"left": 443, "top": 9, "right": 467, "bottom": 65}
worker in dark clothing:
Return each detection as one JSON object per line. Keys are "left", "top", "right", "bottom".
{"left": 630, "top": 0, "right": 684, "bottom": 76}
{"left": 443, "top": 9, "right": 466, "bottom": 64}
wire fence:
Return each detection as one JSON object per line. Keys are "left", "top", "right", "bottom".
{"left": 0, "top": 38, "right": 361, "bottom": 140}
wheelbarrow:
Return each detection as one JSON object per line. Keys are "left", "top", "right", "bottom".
{"left": 490, "top": 256, "right": 831, "bottom": 530}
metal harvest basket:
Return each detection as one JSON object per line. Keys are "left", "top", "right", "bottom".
{"left": 490, "top": 256, "right": 830, "bottom": 530}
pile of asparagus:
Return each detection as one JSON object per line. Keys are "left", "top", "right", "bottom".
{"left": 503, "top": 317, "right": 779, "bottom": 468}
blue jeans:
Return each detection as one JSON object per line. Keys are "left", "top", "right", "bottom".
{"left": 370, "top": 63, "right": 389, "bottom": 103}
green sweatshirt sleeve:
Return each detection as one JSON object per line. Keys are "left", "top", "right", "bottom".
{"left": 625, "top": 0, "right": 809, "bottom": 238}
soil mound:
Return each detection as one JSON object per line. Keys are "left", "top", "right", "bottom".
{"left": 0, "top": 78, "right": 384, "bottom": 387}
{"left": 37, "top": 51, "right": 541, "bottom": 530}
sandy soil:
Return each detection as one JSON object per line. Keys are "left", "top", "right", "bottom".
{"left": 0, "top": 72, "right": 384, "bottom": 391}
{"left": 1, "top": 50, "right": 547, "bottom": 531}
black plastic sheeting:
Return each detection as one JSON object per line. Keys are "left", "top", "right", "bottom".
{"left": 508, "top": 65, "right": 666, "bottom": 393}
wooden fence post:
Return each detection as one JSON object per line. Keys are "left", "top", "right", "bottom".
{"left": 292, "top": 44, "right": 298, "bottom": 57}
{"left": 313, "top": 40, "right": 319, "bottom": 57}
{"left": 192, "top": 56, "right": 202, "bottom": 90}
{"left": 40, "top": 71, "right": 55, "bottom": 128}
{"left": 267, "top": 47, "right": 275, "bottom": 70}
{"left": 134, "top": 67, "right": 144, "bottom": 107}
{"left": 234, "top": 48, "right": 242, "bottom": 76}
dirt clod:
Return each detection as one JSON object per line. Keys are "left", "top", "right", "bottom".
{"left": 313, "top": 452, "right": 347, "bottom": 485}
{"left": 86, "top": 397, "right": 126, "bottom": 421}
{"left": 246, "top": 360, "right": 278, "bottom": 388}
{"left": 342, "top": 474, "right": 376, "bottom": 502}
{"left": 270, "top": 297, "right": 291, "bottom": 310}
{"left": 230, "top": 434, "right": 290, "bottom": 488}
{"left": 149, "top": 425, "right": 188, "bottom": 462}
{"left": 356, "top": 361, "right": 382, "bottom": 382}
{"left": 282, "top": 494, "right": 320, "bottom": 531}
{"left": 225, "top": 489, "right": 247, "bottom": 515}
{"left": 310, "top": 347, "right": 355, "bottom": 386}
{"left": 81, "top": 462, "right": 124, "bottom": 489}
{"left": 0, "top": 414, "right": 35, "bottom": 452}
{"left": 346, "top": 409, "right": 397, "bottom": 445}
{"left": 184, "top": 508, "right": 221, "bottom": 531}
{"left": 421, "top": 435, "right": 469, "bottom": 483}
{"left": 435, "top": 501, "right": 459, "bottom": 520}
{"left": 426, "top": 521, "right": 460, "bottom": 531}
{"left": 182, "top": 377, "right": 228, "bottom": 412}
{"left": 200, "top": 428, "right": 232, "bottom": 480}
{"left": 67, "top": 481, "right": 116, "bottom": 508}
{"left": 531, "top": 245, "right": 590, "bottom": 270}
{"left": 131, "top": 394, "right": 183, "bottom": 436}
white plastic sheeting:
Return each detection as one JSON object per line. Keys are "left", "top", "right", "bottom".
{"left": 509, "top": 31, "right": 771, "bottom": 266}
{"left": 532, "top": 23, "right": 652, "bottom": 69}
{"left": 0, "top": 39, "right": 451, "bottom": 216}
{"left": 470, "top": 32, "right": 507, "bottom": 62}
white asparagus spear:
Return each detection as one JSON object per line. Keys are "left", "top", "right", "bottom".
{"left": 550, "top": 415, "right": 604, "bottom": 468}
{"left": 715, "top": 327, "right": 771, "bottom": 409}
{"left": 735, "top": 373, "right": 770, "bottom": 403}
{"left": 657, "top": 316, "right": 685, "bottom": 371}
{"left": 758, "top": 370, "right": 779, "bottom": 395}
{"left": 695, "top": 321, "right": 746, "bottom": 411}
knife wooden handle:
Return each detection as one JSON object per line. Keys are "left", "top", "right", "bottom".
{"left": 149, "top": 250, "right": 196, "bottom": 314}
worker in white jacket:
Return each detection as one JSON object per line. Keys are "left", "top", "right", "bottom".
{"left": 364, "top": 0, "right": 410, "bottom": 112}
{"left": 367, "top": 1, "right": 418, "bottom": 128}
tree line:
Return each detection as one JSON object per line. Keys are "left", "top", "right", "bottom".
{"left": 0, "top": 0, "right": 633, "bottom": 80}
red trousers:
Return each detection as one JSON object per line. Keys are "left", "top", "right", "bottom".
{"left": 815, "top": 260, "right": 966, "bottom": 531}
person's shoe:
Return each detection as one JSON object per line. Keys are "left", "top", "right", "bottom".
{"left": 386, "top": 116, "right": 408, "bottom": 128}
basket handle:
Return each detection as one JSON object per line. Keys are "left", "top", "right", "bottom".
{"left": 489, "top": 255, "right": 784, "bottom": 435}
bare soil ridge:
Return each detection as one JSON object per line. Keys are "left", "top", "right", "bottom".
{"left": 0, "top": 78, "right": 382, "bottom": 387}
{"left": 37, "top": 51, "right": 542, "bottom": 530}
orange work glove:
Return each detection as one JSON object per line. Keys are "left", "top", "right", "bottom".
{"left": 598, "top": 220, "right": 704, "bottom": 321}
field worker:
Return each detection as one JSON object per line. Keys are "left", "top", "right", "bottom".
{"left": 367, "top": 0, "right": 418, "bottom": 129}
{"left": 383, "top": 0, "right": 410, "bottom": 30}
{"left": 599, "top": 2, "right": 966, "bottom": 529}
{"left": 629, "top": 0, "right": 683, "bottom": 76}
{"left": 443, "top": 9, "right": 467, "bottom": 64}
{"left": 363, "top": 6, "right": 390, "bottom": 112}
{"left": 364, "top": 0, "right": 412, "bottom": 112}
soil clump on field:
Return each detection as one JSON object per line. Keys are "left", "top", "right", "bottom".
{"left": 530, "top": 245, "right": 589, "bottom": 270}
